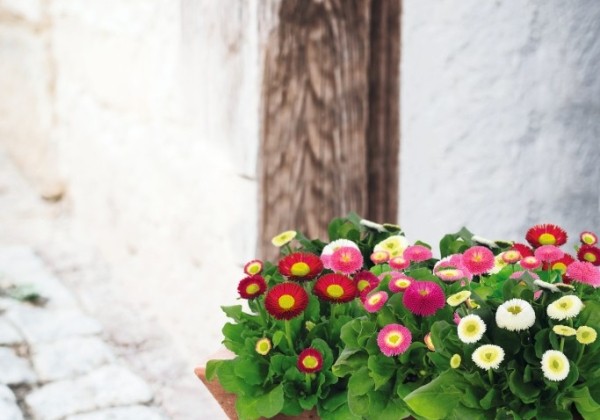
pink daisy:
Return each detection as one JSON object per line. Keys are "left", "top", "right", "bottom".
{"left": 387, "top": 272, "right": 413, "bottom": 293}
{"left": 389, "top": 255, "right": 410, "bottom": 270}
{"left": 435, "top": 269, "right": 467, "bottom": 282}
{"left": 330, "top": 246, "right": 364, "bottom": 275}
{"left": 354, "top": 271, "right": 380, "bottom": 296}
{"left": 462, "top": 246, "right": 495, "bottom": 275}
{"left": 363, "top": 291, "right": 388, "bottom": 313}
{"left": 520, "top": 256, "right": 541, "bottom": 270}
{"left": 370, "top": 250, "right": 390, "bottom": 265}
{"left": 377, "top": 324, "right": 412, "bottom": 357}
{"left": 534, "top": 245, "right": 564, "bottom": 263}
{"left": 501, "top": 250, "right": 522, "bottom": 264}
{"left": 434, "top": 254, "right": 473, "bottom": 281}
{"left": 509, "top": 271, "right": 540, "bottom": 281}
{"left": 402, "top": 281, "right": 446, "bottom": 316}
{"left": 403, "top": 245, "right": 433, "bottom": 263}
{"left": 567, "top": 261, "right": 600, "bottom": 288}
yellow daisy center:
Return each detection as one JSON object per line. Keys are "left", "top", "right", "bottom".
{"left": 553, "top": 262, "right": 567, "bottom": 274}
{"left": 484, "top": 351, "right": 495, "bottom": 362}
{"left": 584, "top": 252, "right": 597, "bottom": 263}
{"left": 386, "top": 333, "right": 402, "bottom": 346}
{"left": 278, "top": 294, "right": 295, "bottom": 309}
{"left": 582, "top": 233, "right": 596, "bottom": 245}
{"left": 559, "top": 300, "right": 572, "bottom": 310}
{"left": 368, "top": 294, "right": 381, "bottom": 305}
{"left": 246, "top": 284, "right": 260, "bottom": 295}
{"left": 466, "top": 323, "right": 477, "bottom": 333}
{"left": 396, "top": 279, "right": 411, "bottom": 288}
{"left": 549, "top": 357, "right": 563, "bottom": 372}
{"left": 290, "top": 262, "right": 310, "bottom": 277}
{"left": 450, "top": 354, "right": 461, "bottom": 368}
{"left": 340, "top": 252, "right": 352, "bottom": 262}
{"left": 357, "top": 280, "right": 369, "bottom": 291}
{"left": 247, "top": 263, "right": 261, "bottom": 275}
{"left": 302, "top": 355, "right": 318, "bottom": 369}
{"left": 326, "top": 284, "right": 344, "bottom": 298}
{"left": 539, "top": 233, "right": 556, "bottom": 245}
{"left": 507, "top": 305, "right": 522, "bottom": 315}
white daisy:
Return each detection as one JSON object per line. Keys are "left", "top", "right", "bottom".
{"left": 447, "top": 291, "right": 472, "bottom": 307}
{"left": 496, "top": 299, "right": 536, "bottom": 331}
{"left": 457, "top": 314, "right": 487, "bottom": 344}
{"left": 576, "top": 326, "right": 597, "bottom": 345}
{"left": 546, "top": 295, "right": 583, "bottom": 321}
{"left": 472, "top": 344, "right": 505, "bottom": 370}
{"left": 373, "top": 235, "right": 409, "bottom": 258}
{"left": 541, "top": 350, "right": 570, "bottom": 381}
{"left": 552, "top": 325, "right": 576, "bottom": 337}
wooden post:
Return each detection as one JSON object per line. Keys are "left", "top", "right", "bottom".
{"left": 259, "top": 0, "right": 400, "bottom": 258}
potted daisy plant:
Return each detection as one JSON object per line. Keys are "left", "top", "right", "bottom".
{"left": 199, "top": 217, "right": 600, "bottom": 419}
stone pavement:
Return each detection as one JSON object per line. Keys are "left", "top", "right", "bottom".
{"left": 0, "top": 246, "right": 164, "bottom": 420}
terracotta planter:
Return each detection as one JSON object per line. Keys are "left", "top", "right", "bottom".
{"left": 195, "top": 349, "right": 318, "bottom": 420}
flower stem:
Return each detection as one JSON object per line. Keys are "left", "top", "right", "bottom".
{"left": 285, "top": 320, "right": 294, "bottom": 353}
{"left": 560, "top": 337, "right": 565, "bottom": 352}
{"left": 576, "top": 345, "right": 585, "bottom": 365}
{"left": 488, "top": 369, "right": 494, "bottom": 385}
{"left": 305, "top": 374, "right": 312, "bottom": 391}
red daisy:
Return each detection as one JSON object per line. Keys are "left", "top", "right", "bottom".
{"left": 278, "top": 252, "right": 323, "bottom": 281}
{"left": 243, "top": 259, "right": 264, "bottom": 276}
{"left": 580, "top": 231, "right": 598, "bottom": 246}
{"left": 462, "top": 246, "right": 495, "bottom": 275}
{"left": 237, "top": 275, "right": 267, "bottom": 299}
{"left": 264, "top": 282, "right": 308, "bottom": 320}
{"left": 402, "top": 281, "right": 445, "bottom": 316}
{"left": 313, "top": 273, "right": 357, "bottom": 303}
{"left": 525, "top": 224, "right": 568, "bottom": 248}
{"left": 578, "top": 245, "right": 600, "bottom": 267}
{"left": 511, "top": 243, "right": 534, "bottom": 258}
{"left": 353, "top": 271, "right": 379, "bottom": 296}
{"left": 297, "top": 348, "right": 323, "bottom": 373}
{"left": 543, "top": 253, "right": 575, "bottom": 275}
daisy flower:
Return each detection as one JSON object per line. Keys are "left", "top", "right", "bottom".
{"left": 297, "top": 348, "right": 323, "bottom": 373}
{"left": 462, "top": 246, "right": 495, "bottom": 275}
{"left": 243, "top": 259, "right": 263, "bottom": 276}
{"left": 373, "top": 235, "right": 410, "bottom": 258}
{"left": 534, "top": 245, "right": 564, "bottom": 263}
{"left": 377, "top": 324, "right": 412, "bottom": 357}
{"left": 354, "top": 271, "right": 379, "bottom": 295}
{"left": 577, "top": 245, "right": 600, "bottom": 266}
{"left": 271, "top": 230, "right": 297, "bottom": 247}
{"left": 496, "top": 299, "right": 536, "bottom": 331}
{"left": 424, "top": 333, "right": 435, "bottom": 351}
{"left": 370, "top": 250, "right": 390, "bottom": 265}
{"left": 520, "top": 256, "right": 541, "bottom": 270}
{"left": 264, "top": 282, "right": 308, "bottom": 320}
{"left": 552, "top": 325, "right": 576, "bottom": 337}
{"left": 255, "top": 338, "right": 272, "bottom": 355}
{"left": 512, "top": 243, "right": 534, "bottom": 258}
{"left": 389, "top": 255, "right": 410, "bottom": 270}
{"left": 547, "top": 295, "right": 583, "bottom": 321}
{"left": 541, "top": 350, "right": 569, "bottom": 381}
{"left": 387, "top": 272, "right": 413, "bottom": 293}
{"left": 576, "top": 326, "right": 597, "bottom": 345}
{"left": 403, "top": 245, "right": 432, "bottom": 262}
{"left": 450, "top": 354, "right": 461, "bottom": 369}
{"left": 457, "top": 314, "right": 487, "bottom": 344}
{"left": 490, "top": 253, "right": 508, "bottom": 274}
{"left": 472, "top": 344, "right": 505, "bottom": 370}
{"left": 434, "top": 254, "right": 473, "bottom": 281}
{"left": 313, "top": 273, "right": 357, "bottom": 303}
{"left": 544, "top": 254, "right": 575, "bottom": 276}
{"left": 402, "top": 281, "right": 445, "bottom": 316}
{"left": 330, "top": 246, "right": 363, "bottom": 274}
{"left": 566, "top": 261, "right": 600, "bottom": 288}
{"left": 580, "top": 231, "right": 598, "bottom": 246}
{"left": 320, "top": 239, "right": 360, "bottom": 269}
{"left": 501, "top": 250, "right": 522, "bottom": 264}
{"left": 363, "top": 291, "right": 388, "bottom": 313}
{"left": 237, "top": 275, "right": 267, "bottom": 299}
{"left": 447, "top": 290, "right": 471, "bottom": 307}
{"left": 526, "top": 224, "right": 568, "bottom": 248}
{"left": 278, "top": 252, "right": 323, "bottom": 281}
{"left": 435, "top": 269, "right": 467, "bottom": 282}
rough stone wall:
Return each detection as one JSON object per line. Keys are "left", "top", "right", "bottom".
{"left": 401, "top": 0, "right": 600, "bottom": 247}
{"left": 0, "top": 0, "right": 262, "bottom": 362}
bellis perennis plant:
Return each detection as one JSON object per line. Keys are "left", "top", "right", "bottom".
{"left": 206, "top": 215, "right": 600, "bottom": 420}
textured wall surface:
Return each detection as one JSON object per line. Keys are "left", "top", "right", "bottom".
{"left": 401, "top": 0, "right": 600, "bottom": 248}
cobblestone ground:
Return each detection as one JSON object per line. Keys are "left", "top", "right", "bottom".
{"left": 0, "top": 150, "right": 225, "bottom": 419}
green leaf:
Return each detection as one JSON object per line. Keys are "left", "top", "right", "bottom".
{"left": 222, "top": 305, "right": 243, "bottom": 321}
{"left": 404, "top": 370, "right": 465, "bottom": 419}
{"left": 508, "top": 370, "right": 540, "bottom": 404}
{"left": 332, "top": 348, "right": 367, "bottom": 377}
{"left": 217, "top": 361, "right": 252, "bottom": 395}
{"left": 272, "top": 330, "right": 285, "bottom": 348}
{"left": 367, "top": 354, "right": 396, "bottom": 390}
{"left": 348, "top": 393, "right": 370, "bottom": 417}
{"left": 479, "top": 387, "right": 497, "bottom": 410}
{"left": 348, "top": 366, "right": 373, "bottom": 396}
{"left": 205, "top": 360, "right": 223, "bottom": 381}
{"left": 233, "top": 358, "right": 264, "bottom": 385}
{"left": 236, "top": 384, "right": 285, "bottom": 420}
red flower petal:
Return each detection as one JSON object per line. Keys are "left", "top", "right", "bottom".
{"left": 264, "top": 282, "right": 308, "bottom": 320}
{"left": 278, "top": 252, "right": 323, "bottom": 281}
{"left": 313, "top": 273, "right": 357, "bottom": 303}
